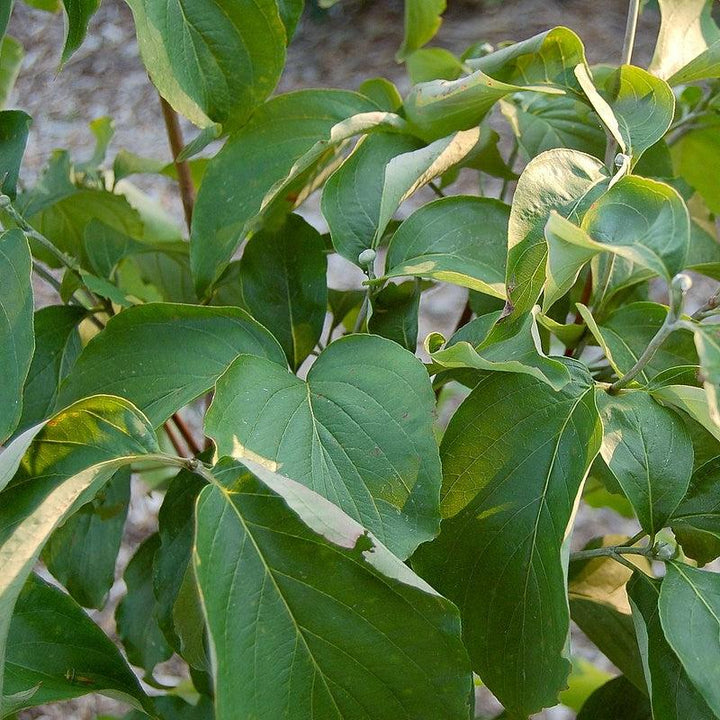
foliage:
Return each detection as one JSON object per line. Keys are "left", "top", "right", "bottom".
{"left": 2, "top": 0, "right": 720, "bottom": 718}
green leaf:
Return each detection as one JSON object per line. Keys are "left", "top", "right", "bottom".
{"left": 597, "top": 389, "right": 693, "bottom": 536}
{"left": 57, "top": 303, "right": 286, "bottom": 427}
{"left": 405, "top": 47, "right": 463, "bottom": 84}
{"left": 0, "top": 229, "right": 33, "bottom": 444}
{"left": 60, "top": 0, "right": 99, "bottom": 64}
{"left": 659, "top": 563, "right": 720, "bottom": 715}
{"left": 576, "top": 676, "right": 651, "bottom": 720}
{"left": 0, "top": 110, "right": 30, "bottom": 198}
{"left": 579, "top": 302, "right": 698, "bottom": 384}
{"left": 412, "top": 361, "right": 602, "bottom": 717}
{"left": 583, "top": 65, "right": 675, "bottom": 161}
{"left": 124, "top": 696, "right": 214, "bottom": 720}
{"left": 396, "top": 0, "right": 445, "bottom": 60}
{"left": 205, "top": 334, "right": 442, "bottom": 559}
{"left": 43, "top": 467, "right": 130, "bottom": 610}
{"left": 628, "top": 570, "right": 715, "bottom": 719}
{"left": 190, "top": 90, "right": 378, "bottom": 296}
{"left": 3, "top": 573, "right": 151, "bottom": 715}
{"left": 28, "top": 189, "right": 144, "bottom": 268}
{"left": 75, "top": 116, "right": 114, "bottom": 175}
{"left": 124, "top": 0, "right": 286, "bottom": 130}
{"left": 383, "top": 195, "right": 508, "bottom": 298}
{"left": 231, "top": 214, "right": 327, "bottom": 369}
{"left": 586, "top": 176, "right": 689, "bottom": 285}
{"left": 404, "top": 27, "right": 586, "bottom": 140}
{"left": 501, "top": 93, "right": 605, "bottom": 160}
{"left": 323, "top": 129, "right": 480, "bottom": 265}
{"left": 0, "top": 395, "right": 160, "bottom": 703}
{"left": 672, "top": 126, "right": 720, "bottom": 215}
{"left": 327, "top": 287, "right": 365, "bottom": 333}
{"left": 505, "top": 148, "right": 608, "bottom": 318}
{"left": 357, "top": 77, "right": 403, "bottom": 112}
{"left": 275, "top": 0, "right": 304, "bottom": 40}
{"left": 649, "top": 0, "right": 720, "bottom": 81}
{"left": 427, "top": 306, "right": 571, "bottom": 390}
{"left": 652, "top": 383, "right": 720, "bottom": 442}
{"left": 671, "top": 455, "right": 720, "bottom": 565}
{"left": 368, "top": 280, "right": 421, "bottom": 351}
{"left": 193, "top": 457, "right": 473, "bottom": 720}
{"left": 17, "top": 305, "right": 84, "bottom": 433}
{"left": 0, "top": 37, "right": 23, "bottom": 110}
{"left": 154, "top": 466, "right": 208, "bottom": 669}
{"left": 116, "top": 534, "right": 172, "bottom": 677}
{"left": 0, "top": 1, "right": 12, "bottom": 38}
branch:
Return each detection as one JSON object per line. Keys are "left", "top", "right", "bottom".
{"left": 170, "top": 411, "right": 202, "bottom": 456}
{"left": 159, "top": 96, "right": 196, "bottom": 232}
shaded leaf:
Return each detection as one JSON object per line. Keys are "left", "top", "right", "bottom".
{"left": 194, "top": 457, "right": 473, "bottom": 720}
{"left": 57, "top": 303, "right": 286, "bottom": 427}
{"left": 60, "top": 0, "right": 99, "bottom": 63}
{"left": 0, "top": 110, "right": 30, "bottom": 198}
{"left": 231, "top": 214, "right": 327, "bottom": 369}
{"left": 0, "top": 37, "right": 23, "bottom": 109}
{"left": 629, "top": 571, "right": 715, "bottom": 719}
{"left": 17, "top": 305, "right": 84, "bottom": 433}
{"left": 576, "top": 676, "right": 651, "bottom": 720}
{"left": 116, "top": 534, "right": 172, "bottom": 677}
{"left": 0, "top": 229, "right": 33, "bottom": 444}
{"left": 368, "top": 280, "right": 420, "bottom": 350}
{"left": 43, "top": 467, "right": 130, "bottom": 610}
{"left": 3, "top": 573, "right": 150, "bottom": 715}
{"left": 412, "top": 361, "right": 602, "bottom": 717}
{"left": 205, "top": 334, "right": 442, "bottom": 559}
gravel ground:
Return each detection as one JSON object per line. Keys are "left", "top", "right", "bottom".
{"left": 8, "top": 1, "right": 667, "bottom": 718}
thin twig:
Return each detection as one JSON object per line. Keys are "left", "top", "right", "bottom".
{"left": 499, "top": 144, "right": 519, "bottom": 202}
{"left": 570, "top": 544, "right": 652, "bottom": 563}
{"left": 171, "top": 412, "right": 202, "bottom": 456}
{"left": 159, "top": 96, "right": 196, "bottom": 232}
{"left": 428, "top": 181, "right": 446, "bottom": 199}
{"left": 164, "top": 420, "right": 188, "bottom": 457}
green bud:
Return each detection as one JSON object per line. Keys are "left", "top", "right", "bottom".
{"left": 358, "top": 249, "right": 376, "bottom": 267}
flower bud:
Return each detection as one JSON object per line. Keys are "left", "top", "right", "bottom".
{"left": 358, "top": 248, "right": 376, "bottom": 267}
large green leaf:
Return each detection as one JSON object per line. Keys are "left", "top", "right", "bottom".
{"left": 597, "top": 390, "right": 693, "bottom": 536}
{"left": 205, "top": 334, "right": 442, "bottom": 559}
{"left": 628, "top": 570, "right": 715, "bottom": 719}
{"left": 383, "top": 195, "right": 509, "bottom": 298}
{"left": 580, "top": 302, "right": 698, "bottom": 385}
{"left": 43, "top": 467, "right": 130, "bottom": 610}
{"left": 323, "top": 128, "right": 480, "bottom": 264}
{"left": 57, "top": 303, "right": 286, "bottom": 427}
{"left": 652, "top": 384, "right": 720, "bottom": 442}
{"left": 687, "top": 322, "right": 720, "bottom": 426}
{"left": 116, "top": 534, "right": 172, "bottom": 677}
{"left": 17, "top": 305, "right": 84, "bottom": 433}
{"left": 0, "top": 229, "right": 33, "bottom": 444}
{"left": 0, "top": 37, "right": 23, "bottom": 110}
{"left": 0, "top": 110, "right": 30, "bottom": 197}
{"left": 229, "top": 214, "right": 327, "bottom": 369}
{"left": 412, "top": 361, "right": 602, "bottom": 717}
{"left": 650, "top": 0, "right": 720, "bottom": 81}
{"left": 194, "top": 457, "right": 473, "bottom": 720}
{"left": 396, "top": 0, "right": 445, "bottom": 60}
{"left": 125, "top": 0, "right": 286, "bottom": 130}
{"left": 505, "top": 148, "right": 608, "bottom": 318}
{"left": 671, "top": 455, "right": 720, "bottom": 565}
{"left": 404, "top": 27, "right": 586, "bottom": 140}
{"left": 659, "top": 563, "right": 720, "bottom": 715}
{"left": 0, "top": 396, "right": 161, "bottom": 703}
{"left": 60, "top": 0, "right": 100, "bottom": 64}
{"left": 190, "top": 90, "right": 378, "bottom": 295}
{"left": 427, "top": 307, "right": 571, "bottom": 390}
{"left": 3, "top": 573, "right": 151, "bottom": 716}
